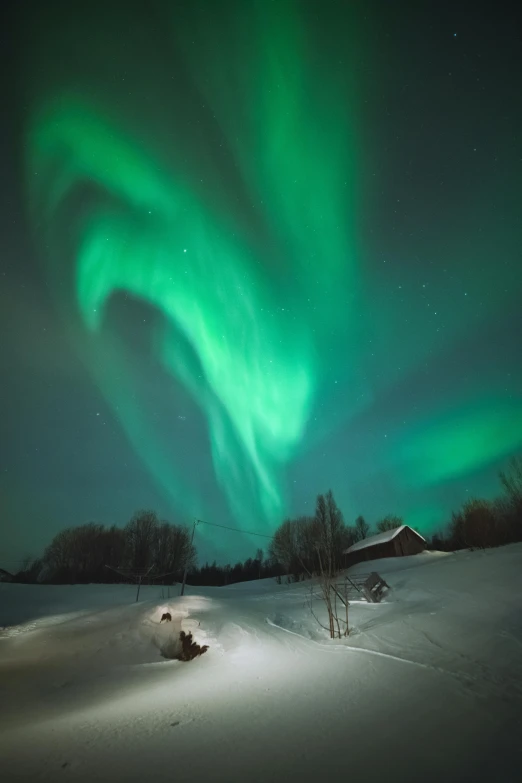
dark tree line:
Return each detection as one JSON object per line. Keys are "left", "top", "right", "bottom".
{"left": 186, "top": 548, "right": 284, "bottom": 587}
{"left": 268, "top": 456, "right": 522, "bottom": 582}
{"left": 9, "top": 495, "right": 403, "bottom": 586}
{"left": 10, "top": 454, "right": 521, "bottom": 587}
{"left": 13, "top": 510, "right": 196, "bottom": 585}
{"left": 427, "top": 456, "right": 522, "bottom": 552}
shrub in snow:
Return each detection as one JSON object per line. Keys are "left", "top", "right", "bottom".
{"left": 177, "top": 631, "right": 208, "bottom": 662}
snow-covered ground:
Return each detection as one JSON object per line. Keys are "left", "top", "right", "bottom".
{"left": 1, "top": 546, "right": 521, "bottom": 782}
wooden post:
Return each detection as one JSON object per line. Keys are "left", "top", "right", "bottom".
{"left": 180, "top": 519, "right": 197, "bottom": 597}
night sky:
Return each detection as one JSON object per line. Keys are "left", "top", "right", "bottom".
{"left": 1, "top": 1, "right": 521, "bottom": 571}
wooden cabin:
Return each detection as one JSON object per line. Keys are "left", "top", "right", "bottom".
{"left": 343, "top": 525, "right": 425, "bottom": 569}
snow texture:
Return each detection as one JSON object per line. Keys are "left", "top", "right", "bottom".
{"left": 343, "top": 524, "right": 426, "bottom": 554}
{"left": 1, "top": 545, "right": 522, "bottom": 782}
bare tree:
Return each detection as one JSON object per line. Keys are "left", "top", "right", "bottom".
{"left": 353, "top": 515, "right": 370, "bottom": 541}
{"left": 376, "top": 514, "right": 403, "bottom": 533}
{"left": 125, "top": 510, "right": 158, "bottom": 570}
{"left": 42, "top": 528, "right": 76, "bottom": 579}
{"left": 313, "top": 490, "right": 344, "bottom": 577}
{"left": 269, "top": 516, "right": 315, "bottom": 580}
{"left": 152, "top": 520, "right": 194, "bottom": 578}
{"left": 500, "top": 455, "right": 522, "bottom": 505}
{"left": 41, "top": 523, "right": 126, "bottom": 583}
{"left": 308, "top": 544, "right": 350, "bottom": 639}
{"left": 459, "top": 498, "right": 499, "bottom": 549}
{"left": 500, "top": 456, "right": 522, "bottom": 541}
{"left": 301, "top": 491, "right": 349, "bottom": 638}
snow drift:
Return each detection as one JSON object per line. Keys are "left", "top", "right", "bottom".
{"left": 1, "top": 546, "right": 521, "bottom": 782}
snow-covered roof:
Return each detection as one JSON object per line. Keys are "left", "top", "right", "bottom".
{"left": 343, "top": 525, "right": 426, "bottom": 555}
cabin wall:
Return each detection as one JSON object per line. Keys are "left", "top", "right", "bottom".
{"left": 344, "top": 541, "right": 394, "bottom": 568}
{"left": 397, "top": 527, "right": 425, "bottom": 556}
{"left": 344, "top": 527, "right": 425, "bottom": 568}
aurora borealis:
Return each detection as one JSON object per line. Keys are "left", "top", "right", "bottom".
{"left": 1, "top": 1, "right": 521, "bottom": 569}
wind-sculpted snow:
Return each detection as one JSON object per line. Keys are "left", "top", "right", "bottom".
{"left": 1, "top": 546, "right": 522, "bottom": 782}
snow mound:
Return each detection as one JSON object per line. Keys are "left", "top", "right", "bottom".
{"left": 1, "top": 546, "right": 521, "bottom": 783}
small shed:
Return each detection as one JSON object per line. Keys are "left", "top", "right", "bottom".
{"left": 343, "top": 525, "right": 425, "bottom": 569}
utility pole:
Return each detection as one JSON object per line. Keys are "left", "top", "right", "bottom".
{"left": 180, "top": 519, "right": 197, "bottom": 597}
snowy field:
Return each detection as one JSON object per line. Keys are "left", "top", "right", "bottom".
{"left": 1, "top": 546, "right": 522, "bottom": 782}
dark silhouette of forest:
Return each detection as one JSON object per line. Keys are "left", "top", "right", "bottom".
{"left": 7, "top": 455, "right": 522, "bottom": 587}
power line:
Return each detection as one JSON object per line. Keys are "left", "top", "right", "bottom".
{"left": 195, "top": 518, "right": 273, "bottom": 539}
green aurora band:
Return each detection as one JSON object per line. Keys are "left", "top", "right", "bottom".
{"left": 23, "top": 1, "right": 522, "bottom": 544}
{"left": 26, "top": 1, "right": 362, "bottom": 539}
